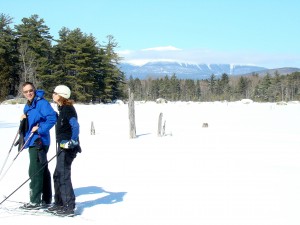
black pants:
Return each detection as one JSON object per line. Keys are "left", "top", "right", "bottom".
{"left": 28, "top": 146, "right": 52, "bottom": 204}
{"left": 53, "top": 146, "right": 77, "bottom": 209}
{"left": 42, "top": 164, "right": 52, "bottom": 204}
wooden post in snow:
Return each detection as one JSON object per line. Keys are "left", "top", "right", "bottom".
{"left": 90, "top": 121, "right": 95, "bottom": 135}
{"left": 157, "top": 112, "right": 163, "bottom": 137}
{"left": 128, "top": 89, "right": 136, "bottom": 139}
{"left": 158, "top": 112, "right": 166, "bottom": 137}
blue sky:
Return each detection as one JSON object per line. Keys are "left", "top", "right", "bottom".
{"left": 1, "top": 0, "right": 300, "bottom": 68}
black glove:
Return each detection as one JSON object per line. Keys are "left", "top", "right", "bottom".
{"left": 14, "top": 118, "right": 28, "bottom": 152}
{"left": 14, "top": 133, "right": 24, "bottom": 152}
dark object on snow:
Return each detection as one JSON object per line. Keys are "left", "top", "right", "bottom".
{"left": 202, "top": 123, "right": 209, "bottom": 128}
{"left": 14, "top": 118, "right": 29, "bottom": 151}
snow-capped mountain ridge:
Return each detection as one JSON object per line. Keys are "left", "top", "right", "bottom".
{"left": 119, "top": 61, "right": 267, "bottom": 79}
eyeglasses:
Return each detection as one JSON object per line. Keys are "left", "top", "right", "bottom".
{"left": 23, "top": 89, "right": 34, "bottom": 94}
{"left": 53, "top": 92, "right": 58, "bottom": 95}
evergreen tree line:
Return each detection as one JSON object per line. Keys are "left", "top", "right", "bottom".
{"left": 0, "top": 13, "right": 126, "bottom": 102}
{"left": 128, "top": 71, "right": 300, "bottom": 102}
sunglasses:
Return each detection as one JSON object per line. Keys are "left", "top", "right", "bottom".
{"left": 23, "top": 89, "right": 34, "bottom": 94}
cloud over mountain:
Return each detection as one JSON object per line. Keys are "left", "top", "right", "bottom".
{"left": 118, "top": 46, "right": 300, "bottom": 69}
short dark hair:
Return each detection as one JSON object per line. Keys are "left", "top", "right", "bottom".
{"left": 22, "top": 82, "right": 35, "bottom": 89}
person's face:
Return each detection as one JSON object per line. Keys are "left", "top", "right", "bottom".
{"left": 52, "top": 91, "right": 60, "bottom": 104}
{"left": 22, "top": 84, "right": 35, "bottom": 102}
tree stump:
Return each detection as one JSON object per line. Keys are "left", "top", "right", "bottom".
{"left": 91, "top": 121, "right": 95, "bottom": 135}
{"left": 157, "top": 112, "right": 166, "bottom": 137}
{"left": 202, "top": 123, "right": 208, "bottom": 128}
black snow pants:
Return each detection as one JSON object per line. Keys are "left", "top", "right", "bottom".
{"left": 53, "top": 146, "right": 77, "bottom": 210}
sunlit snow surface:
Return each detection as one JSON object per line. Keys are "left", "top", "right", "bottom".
{"left": 0, "top": 101, "right": 299, "bottom": 225}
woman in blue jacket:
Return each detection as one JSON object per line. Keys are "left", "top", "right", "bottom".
{"left": 20, "top": 82, "right": 57, "bottom": 209}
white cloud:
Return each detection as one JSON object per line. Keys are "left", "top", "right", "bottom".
{"left": 117, "top": 49, "right": 132, "bottom": 55}
{"left": 141, "top": 46, "right": 182, "bottom": 51}
{"left": 118, "top": 46, "right": 300, "bottom": 68}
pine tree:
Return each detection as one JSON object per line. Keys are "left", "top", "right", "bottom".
{"left": 237, "top": 76, "right": 249, "bottom": 99}
{"left": 15, "top": 14, "right": 53, "bottom": 89}
{"left": 100, "top": 35, "right": 125, "bottom": 103}
{"left": 208, "top": 74, "right": 216, "bottom": 100}
{"left": 0, "top": 14, "right": 19, "bottom": 100}
{"left": 52, "top": 27, "right": 99, "bottom": 102}
{"left": 169, "top": 74, "right": 180, "bottom": 101}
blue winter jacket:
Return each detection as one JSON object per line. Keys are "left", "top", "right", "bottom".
{"left": 23, "top": 90, "right": 57, "bottom": 148}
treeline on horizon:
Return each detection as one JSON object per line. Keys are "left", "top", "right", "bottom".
{"left": 1, "top": 13, "right": 300, "bottom": 103}
{"left": 128, "top": 71, "right": 300, "bottom": 102}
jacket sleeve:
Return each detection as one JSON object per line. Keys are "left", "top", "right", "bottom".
{"left": 37, "top": 100, "right": 57, "bottom": 135}
{"left": 69, "top": 117, "right": 80, "bottom": 141}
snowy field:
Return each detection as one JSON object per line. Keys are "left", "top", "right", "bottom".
{"left": 0, "top": 100, "right": 300, "bottom": 225}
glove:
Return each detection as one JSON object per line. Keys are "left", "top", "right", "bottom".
{"left": 60, "top": 140, "right": 78, "bottom": 149}
{"left": 14, "top": 133, "right": 24, "bottom": 152}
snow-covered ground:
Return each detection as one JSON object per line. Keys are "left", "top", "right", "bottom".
{"left": 0, "top": 100, "right": 300, "bottom": 225}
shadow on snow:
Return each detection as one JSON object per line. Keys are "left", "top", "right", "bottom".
{"left": 74, "top": 186, "right": 126, "bottom": 214}
{"left": 0, "top": 122, "right": 18, "bottom": 129}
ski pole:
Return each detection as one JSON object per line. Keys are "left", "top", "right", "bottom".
{"left": 0, "top": 150, "right": 62, "bottom": 205}
{"left": 1, "top": 195, "right": 26, "bottom": 204}
{"left": 0, "top": 129, "right": 19, "bottom": 177}
{"left": 0, "top": 132, "right": 34, "bottom": 182}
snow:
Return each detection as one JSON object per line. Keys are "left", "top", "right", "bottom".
{"left": 0, "top": 101, "right": 300, "bottom": 225}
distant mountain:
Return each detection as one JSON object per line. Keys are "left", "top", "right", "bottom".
{"left": 243, "top": 67, "right": 300, "bottom": 76}
{"left": 118, "top": 61, "right": 268, "bottom": 80}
